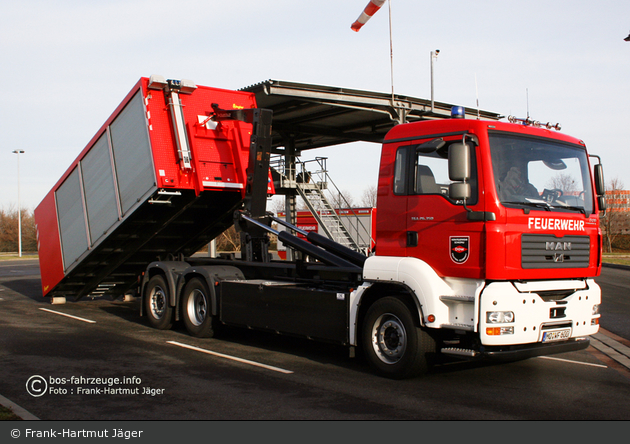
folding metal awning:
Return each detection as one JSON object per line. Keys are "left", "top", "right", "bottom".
{"left": 241, "top": 79, "right": 502, "bottom": 153}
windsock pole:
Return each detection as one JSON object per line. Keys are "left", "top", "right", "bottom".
{"left": 351, "top": 1, "right": 396, "bottom": 107}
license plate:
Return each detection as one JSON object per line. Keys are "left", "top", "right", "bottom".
{"left": 542, "top": 329, "right": 571, "bottom": 343}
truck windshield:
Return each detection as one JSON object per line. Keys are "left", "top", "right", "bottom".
{"left": 489, "top": 132, "right": 594, "bottom": 216}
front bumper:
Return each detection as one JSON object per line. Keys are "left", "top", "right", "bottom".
{"left": 479, "top": 279, "right": 601, "bottom": 346}
{"left": 481, "top": 336, "right": 590, "bottom": 361}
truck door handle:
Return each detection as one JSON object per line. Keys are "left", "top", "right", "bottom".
{"left": 407, "top": 231, "right": 418, "bottom": 247}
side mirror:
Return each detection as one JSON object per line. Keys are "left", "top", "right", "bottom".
{"left": 449, "top": 143, "right": 471, "bottom": 202}
{"left": 598, "top": 195, "right": 607, "bottom": 212}
{"left": 449, "top": 182, "right": 471, "bottom": 201}
{"left": 594, "top": 164, "right": 605, "bottom": 196}
{"left": 449, "top": 143, "right": 471, "bottom": 182}
{"left": 448, "top": 141, "right": 495, "bottom": 221}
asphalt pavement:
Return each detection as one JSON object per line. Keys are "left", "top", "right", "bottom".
{"left": 1, "top": 259, "right": 629, "bottom": 422}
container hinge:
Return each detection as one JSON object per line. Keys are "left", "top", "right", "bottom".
{"left": 148, "top": 76, "right": 197, "bottom": 171}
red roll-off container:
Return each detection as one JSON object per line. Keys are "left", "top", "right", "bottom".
{"left": 35, "top": 77, "right": 262, "bottom": 300}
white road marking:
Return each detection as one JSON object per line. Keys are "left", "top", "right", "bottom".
{"left": 589, "top": 333, "right": 630, "bottom": 370}
{"left": 167, "top": 341, "right": 294, "bottom": 374}
{"left": 536, "top": 355, "right": 607, "bottom": 368}
{"left": 39, "top": 308, "right": 97, "bottom": 324}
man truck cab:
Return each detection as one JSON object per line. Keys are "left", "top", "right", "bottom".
{"left": 371, "top": 109, "right": 604, "bottom": 367}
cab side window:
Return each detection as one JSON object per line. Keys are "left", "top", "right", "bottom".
{"left": 393, "top": 143, "right": 478, "bottom": 205}
{"left": 393, "top": 147, "right": 409, "bottom": 195}
{"left": 414, "top": 155, "right": 449, "bottom": 196}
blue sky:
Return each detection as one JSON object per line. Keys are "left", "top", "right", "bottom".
{"left": 2, "top": 0, "right": 629, "bottom": 210}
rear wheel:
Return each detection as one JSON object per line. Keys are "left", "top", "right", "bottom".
{"left": 144, "top": 275, "right": 173, "bottom": 330}
{"left": 181, "top": 278, "right": 215, "bottom": 338}
{"left": 362, "top": 297, "right": 435, "bottom": 379}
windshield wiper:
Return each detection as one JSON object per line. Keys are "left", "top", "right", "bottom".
{"left": 504, "top": 201, "right": 588, "bottom": 215}
{"left": 550, "top": 204, "right": 586, "bottom": 215}
{"left": 503, "top": 201, "right": 551, "bottom": 211}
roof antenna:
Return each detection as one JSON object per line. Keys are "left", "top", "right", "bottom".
{"left": 475, "top": 74, "right": 480, "bottom": 120}
{"left": 526, "top": 88, "right": 530, "bottom": 119}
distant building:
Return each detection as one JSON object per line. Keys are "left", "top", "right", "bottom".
{"left": 604, "top": 190, "right": 630, "bottom": 234}
{"left": 606, "top": 190, "right": 630, "bottom": 212}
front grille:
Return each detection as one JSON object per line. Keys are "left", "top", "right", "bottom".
{"left": 521, "top": 234, "right": 590, "bottom": 269}
{"left": 541, "top": 322, "right": 573, "bottom": 330}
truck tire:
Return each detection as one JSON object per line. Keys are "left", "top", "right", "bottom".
{"left": 181, "top": 277, "right": 215, "bottom": 338}
{"left": 362, "top": 297, "right": 435, "bottom": 379}
{"left": 144, "top": 275, "right": 173, "bottom": 330}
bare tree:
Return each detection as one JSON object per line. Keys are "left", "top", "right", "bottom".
{"left": 0, "top": 206, "right": 37, "bottom": 253}
{"left": 360, "top": 185, "right": 377, "bottom": 207}
{"left": 546, "top": 173, "right": 578, "bottom": 193}
{"left": 602, "top": 177, "right": 628, "bottom": 253}
{"left": 326, "top": 190, "right": 354, "bottom": 209}
{"left": 268, "top": 196, "right": 287, "bottom": 215}
{"left": 609, "top": 177, "right": 625, "bottom": 194}
{"left": 214, "top": 225, "right": 240, "bottom": 252}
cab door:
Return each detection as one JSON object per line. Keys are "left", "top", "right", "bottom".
{"left": 405, "top": 139, "right": 485, "bottom": 279}
{"left": 374, "top": 143, "right": 411, "bottom": 257}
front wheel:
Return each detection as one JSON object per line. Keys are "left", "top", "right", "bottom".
{"left": 362, "top": 297, "right": 435, "bottom": 379}
{"left": 144, "top": 275, "right": 173, "bottom": 330}
{"left": 181, "top": 278, "right": 216, "bottom": 338}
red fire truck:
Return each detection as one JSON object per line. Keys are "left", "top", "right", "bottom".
{"left": 34, "top": 76, "right": 605, "bottom": 379}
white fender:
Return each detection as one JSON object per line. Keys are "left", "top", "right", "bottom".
{"left": 362, "top": 255, "right": 453, "bottom": 322}
{"left": 353, "top": 256, "right": 484, "bottom": 336}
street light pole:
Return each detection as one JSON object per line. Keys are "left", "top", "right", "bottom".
{"left": 12, "top": 150, "right": 24, "bottom": 258}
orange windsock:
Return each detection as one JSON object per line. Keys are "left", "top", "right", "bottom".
{"left": 351, "top": 0, "right": 386, "bottom": 32}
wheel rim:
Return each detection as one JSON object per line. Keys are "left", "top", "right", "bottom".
{"left": 149, "top": 285, "right": 167, "bottom": 319}
{"left": 370, "top": 313, "right": 407, "bottom": 364}
{"left": 186, "top": 289, "right": 207, "bottom": 327}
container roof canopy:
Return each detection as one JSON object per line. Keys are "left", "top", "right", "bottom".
{"left": 241, "top": 80, "right": 502, "bottom": 153}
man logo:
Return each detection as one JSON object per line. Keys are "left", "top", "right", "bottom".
{"left": 546, "top": 241, "right": 571, "bottom": 251}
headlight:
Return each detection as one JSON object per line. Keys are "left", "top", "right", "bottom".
{"left": 486, "top": 311, "right": 515, "bottom": 324}
{"left": 592, "top": 304, "right": 600, "bottom": 315}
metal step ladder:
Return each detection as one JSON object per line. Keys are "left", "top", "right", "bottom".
{"left": 270, "top": 156, "right": 373, "bottom": 254}
{"left": 295, "top": 179, "right": 359, "bottom": 251}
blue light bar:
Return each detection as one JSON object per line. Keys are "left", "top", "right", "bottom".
{"left": 451, "top": 106, "right": 465, "bottom": 119}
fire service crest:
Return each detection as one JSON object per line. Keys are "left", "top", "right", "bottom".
{"left": 450, "top": 236, "right": 470, "bottom": 264}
